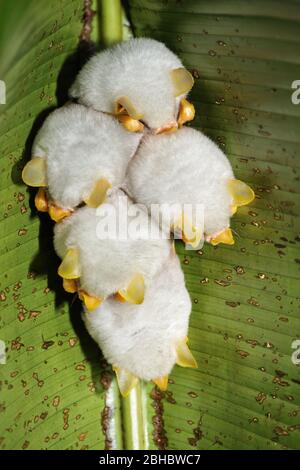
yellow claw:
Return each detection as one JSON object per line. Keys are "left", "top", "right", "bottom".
{"left": 177, "top": 99, "right": 195, "bottom": 127}
{"left": 114, "top": 292, "right": 127, "bottom": 303}
{"left": 83, "top": 178, "right": 112, "bottom": 208}
{"left": 58, "top": 248, "right": 81, "bottom": 279}
{"left": 79, "top": 290, "right": 102, "bottom": 311}
{"left": 63, "top": 278, "right": 77, "bottom": 294}
{"left": 35, "top": 188, "right": 48, "bottom": 212}
{"left": 49, "top": 203, "right": 73, "bottom": 222}
{"left": 210, "top": 228, "right": 234, "bottom": 246}
{"left": 228, "top": 179, "right": 255, "bottom": 207}
{"left": 117, "top": 273, "right": 145, "bottom": 305}
{"left": 153, "top": 376, "right": 169, "bottom": 391}
{"left": 117, "top": 114, "right": 144, "bottom": 133}
{"left": 170, "top": 68, "right": 194, "bottom": 97}
{"left": 176, "top": 338, "right": 198, "bottom": 369}
{"left": 114, "top": 96, "right": 143, "bottom": 120}
{"left": 22, "top": 157, "right": 47, "bottom": 187}
{"left": 113, "top": 366, "right": 138, "bottom": 397}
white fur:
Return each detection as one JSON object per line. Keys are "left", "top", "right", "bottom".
{"left": 54, "top": 190, "right": 172, "bottom": 299}
{"left": 70, "top": 38, "right": 186, "bottom": 130}
{"left": 82, "top": 252, "right": 191, "bottom": 380}
{"left": 32, "top": 103, "right": 141, "bottom": 209}
{"left": 124, "top": 127, "right": 234, "bottom": 237}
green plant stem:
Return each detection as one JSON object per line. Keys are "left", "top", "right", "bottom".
{"left": 100, "top": 0, "right": 122, "bottom": 47}
{"left": 122, "top": 381, "right": 149, "bottom": 450}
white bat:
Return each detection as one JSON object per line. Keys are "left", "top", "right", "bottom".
{"left": 124, "top": 127, "right": 255, "bottom": 247}
{"left": 82, "top": 251, "right": 197, "bottom": 396}
{"left": 54, "top": 190, "right": 172, "bottom": 310}
{"left": 70, "top": 38, "right": 195, "bottom": 134}
{"left": 22, "top": 103, "right": 141, "bottom": 221}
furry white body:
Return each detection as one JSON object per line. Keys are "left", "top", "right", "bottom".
{"left": 32, "top": 103, "right": 141, "bottom": 209}
{"left": 125, "top": 127, "right": 234, "bottom": 237}
{"left": 82, "top": 252, "right": 191, "bottom": 381}
{"left": 70, "top": 38, "right": 188, "bottom": 130}
{"left": 54, "top": 191, "right": 171, "bottom": 299}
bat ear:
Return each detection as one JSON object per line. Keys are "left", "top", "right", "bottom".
{"left": 228, "top": 179, "right": 255, "bottom": 207}
{"left": 210, "top": 228, "right": 234, "bottom": 246}
{"left": 83, "top": 178, "right": 112, "bottom": 208}
{"left": 79, "top": 290, "right": 102, "bottom": 311}
{"left": 114, "top": 96, "right": 143, "bottom": 120}
{"left": 58, "top": 248, "right": 81, "bottom": 279}
{"left": 117, "top": 273, "right": 145, "bottom": 305}
{"left": 170, "top": 68, "right": 194, "bottom": 97}
{"left": 153, "top": 376, "right": 169, "bottom": 391}
{"left": 176, "top": 337, "right": 198, "bottom": 369}
{"left": 113, "top": 366, "right": 138, "bottom": 397}
{"left": 22, "top": 157, "right": 47, "bottom": 187}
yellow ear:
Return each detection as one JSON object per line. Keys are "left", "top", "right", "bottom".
{"left": 170, "top": 68, "right": 194, "bottom": 97}
{"left": 63, "top": 278, "right": 77, "bottom": 294}
{"left": 113, "top": 366, "right": 138, "bottom": 397}
{"left": 117, "top": 115, "right": 144, "bottom": 133}
{"left": 228, "top": 179, "right": 255, "bottom": 207}
{"left": 176, "top": 338, "right": 198, "bottom": 369}
{"left": 48, "top": 203, "right": 72, "bottom": 222}
{"left": 78, "top": 290, "right": 102, "bottom": 311}
{"left": 83, "top": 178, "right": 111, "bottom": 208}
{"left": 173, "top": 213, "right": 202, "bottom": 248}
{"left": 117, "top": 273, "right": 145, "bottom": 305}
{"left": 153, "top": 375, "right": 169, "bottom": 391}
{"left": 34, "top": 188, "right": 48, "bottom": 212}
{"left": 114, "top": 96, "right": 143, "bottom": 120}
{"left": 177, "top": 98, "right": 195, "bottom": 126}
{"left": 22, "top": 157, "right": 47, "bottom": 187}
{"left": 58, "top": 248, "right": 81, "bottom": 279}
{"left": 210, "top": 228, "right": 234, "bottom": 246}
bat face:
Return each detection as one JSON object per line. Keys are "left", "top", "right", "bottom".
{"left": 82, "top": 252, "right": 194, "bottom": 387}
{"left": 69, "top": 38, "right": 194, "bottom": 132}
{"left": 125, "top": 127, "right": 254, "bottom": 247}
{"left": 54, "top": 191, "right": 172, "bottom": 310}
{"left": 22, "top": 103, "right": 141, "bottom": 221}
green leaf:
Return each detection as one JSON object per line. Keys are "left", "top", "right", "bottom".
{"left": 1, "top": 0, "right": 300, "bottom": 451}
{"left": 128, "top": 0, "right": 300, "bottom": 450}
{"left": 0, "top": 0, "right": 124, "bottom": 450}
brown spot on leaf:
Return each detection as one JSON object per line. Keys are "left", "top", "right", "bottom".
{"left": 255, "top": 392, "right": 267, "bottom": 404}
{"left": 52, "top": 396, "right": 60, "bottom": 408}
{"left": 235, "top": 266, "right": 245, "bottom": 275}
{"left": 150, "top": 387, "right": 168, "bottom": 450}
{"left": 69, "top": 337, "right": 78, "bottom": 347}
{"left": 274, "top": 426, "right": 289, "bottom": 437}
{"left": 226, "top": 301, "right": 240, "bottom": 308}
{"left": 0, "top": 291, "right": 6, "bottom": 301}
{"left": 22, "top": 440, "right": 30, "bottom": 450}
{"left": 11, "top": 337, "right": 24, "bottom": 351}
{"left": 247, "top": 297, "right": 260, "bottom": 307}
{"left": 236, "top": 350, "right": 249, "bottom": 359}
{"left": 42, "top": 340, "right": 54, "bottom": 350}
